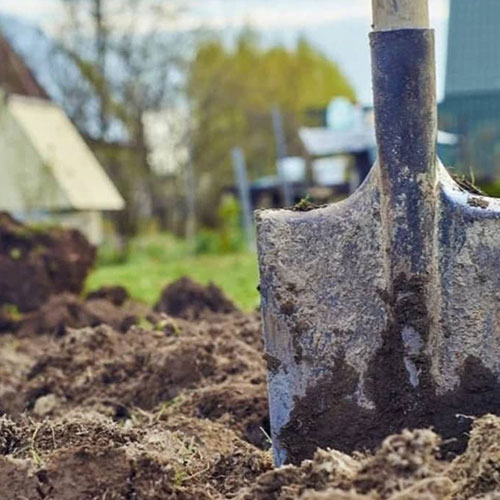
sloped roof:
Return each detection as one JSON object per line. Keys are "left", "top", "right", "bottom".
{"left": 299, "top": 127, "right": 376, "bottom": 157}
{"left": 299, "top": 127, "right": 457, "bottom": 158}
{"left": 7, "top": 95, "right": 125, "bottom": 211}
{"left": 0, "top": 31, "right": 48, "bottom": 100}
{"left": 446, "top": 0, "right": 500, "bottom": 96}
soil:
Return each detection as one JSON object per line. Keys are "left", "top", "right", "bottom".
{"left": 155, "top": 277, "right": 238, "bottom": 320}
{"left": 0, "top": 213, "right": 96, "bottom": 313}
{"left": 0, "top": 241, "right": 500, "bottom": 498}
{"left": 86, "top": 285, "right": 130, "bottom": 306}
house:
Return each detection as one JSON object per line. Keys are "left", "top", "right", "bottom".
{"left": 299, "top": 103, "right": 376, "bottom": 193}
{"left": 440, "top": 0, "right": 500, "bottom": 181}
{"left": 0, "top": 31, "right": 48, "bottom": 100}
{"left": 0, "top": 31, "right": 124, "bottom": 244}
{"left": 301, "top": 100, "right": 456, "bottom": 193}
{"left": 239, "top": 97, "right": 456, "bottom": 209}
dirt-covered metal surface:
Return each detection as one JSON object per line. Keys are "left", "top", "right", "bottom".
{"left": 257, "top": 27, "right": 500, "bottom": 466}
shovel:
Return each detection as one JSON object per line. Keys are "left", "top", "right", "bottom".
{"left": 257, "top": 0, "right": 500, "bottom": 466}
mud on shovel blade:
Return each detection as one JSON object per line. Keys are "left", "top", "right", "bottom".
{"left": 257, "top": 0, "right": 500, "bottom": 466}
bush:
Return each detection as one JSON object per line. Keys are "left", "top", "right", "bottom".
{"left": 194, "top": 196, "right": 246, "bottom": 255}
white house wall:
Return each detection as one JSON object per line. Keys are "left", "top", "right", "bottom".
{"left": 0, "top": 98, "right": 70, "bottom": 212}
{"left": 8, "top": 95, "right": 125, "bottom": 211}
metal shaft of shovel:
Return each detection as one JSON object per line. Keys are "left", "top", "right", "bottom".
{"left": 372, "top": 0, "right": 437, "bottom": 336}
{"left": 257, "top": 0, "right": 500, "bottom": 467}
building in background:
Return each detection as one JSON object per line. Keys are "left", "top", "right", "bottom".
{"left": 440, "top": 0, "right": 500, "bottom": 181}
{"left": 0, "top": 31, "right": 124, "bottom": 244}
{"left": 0, "top": 32, "right": 48, "bottom": 100}
{"left": 299, "top": 99, "right": 376, "bottom": 197}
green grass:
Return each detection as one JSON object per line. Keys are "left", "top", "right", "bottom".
{"left": 86, "top": 234, "right": 260, "bottom": 312}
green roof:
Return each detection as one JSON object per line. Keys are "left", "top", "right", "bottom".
{"left": 446, "top": 0, "right": 500, "bottom": 96}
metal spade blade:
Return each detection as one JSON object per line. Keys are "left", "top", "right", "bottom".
{"left": 257, "top": 0, "right": 500, "bottom": 466}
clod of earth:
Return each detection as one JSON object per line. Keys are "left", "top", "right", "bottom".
{"left": 0, "top": 213, "right": 95, "bottom": 313}
{"left": 155, "top": 276, "right": 239, "bottom": 320}
{"left": 86, "top": 285, "right": 130, "bottom": 307}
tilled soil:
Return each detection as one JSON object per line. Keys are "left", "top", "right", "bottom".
{"left": 0, "top": 213, "right": 95, "bottom": 313}
{"left": 1, "top": 278, "right": 500, "bottom": 499}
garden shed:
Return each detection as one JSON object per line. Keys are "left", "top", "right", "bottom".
{"left": 0, "top": 92, "right": 125, "bottom": 244}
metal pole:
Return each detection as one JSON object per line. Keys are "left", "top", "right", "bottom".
{"left": 271, "top": 105, "right": 293, "bottom": 207}
{"left": 232, "top": 147, "right": 255, "bottom": 252}
{"left": 185, "top": 139, "right": 196, "bottom": 252}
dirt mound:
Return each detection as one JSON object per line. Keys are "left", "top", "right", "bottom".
{"left": 6, "top": 312, "right": 266, "bottom": 427}
{"left": 86, "top": 285, "right": 130, "bottom": 306}
{"left": 0, "top": 412, "right": 272, "bottom": 500}
{"left": 0, "top": 307, "right": 15, "bottom": 332}
{"left": 155, "top": 277, "right": 238, "bottom": 319}
{"left": 235, "top": 418, "right": 500, "bottom": 499}
{"left": 448, "top": 414, "right": 500, "bottom": 499}
{"left": 0, "top": 213, "right": 96, "bottom": 313}
{"left": 17, "top": 293, "right": 140, "bottom": 336}
{"left": 20, "top": 324, "right": 215, "bottom": 416}
{"left": 167, "top": 380, "right": 269, "bottom": 448}
{"left": 237, "top": 427, "right": 466, "bottom": 500}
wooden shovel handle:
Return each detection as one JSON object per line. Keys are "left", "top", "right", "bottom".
{"left": 372, "top": 0, "right": 429, "bottom": 31}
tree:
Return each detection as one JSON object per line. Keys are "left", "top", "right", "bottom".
{"left": 51, "top": 0, "right": 187, "bottom": 238}
{"left": 188, "top": 31, "right": 356, "bottom": 225}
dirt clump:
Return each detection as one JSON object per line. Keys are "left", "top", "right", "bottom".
{"left": 155, "top": 277, "right": 238, "bottom": 319}
{"left": 17, "top": 293, "right": 140, "bottom": 336}
{"left": 353, "top": 428, "right": 445, "bottom": 497}
{"left": 448, "top": 414, "right": 500, "bottom": 499}
{"left": 13, "top": 311, "right": 266, "bottom": 427}
{"left": 86, "top": 285, "right": 130, "bottom": 306}
{"left": 0, "top": 213, "right": 96, "bottom": 313}
{"left": 236, "top": 422, "right": 500, "bottom": 500}
{"left": 21, "top": 324, "right": 217, "bottom": 416}
{"left": 0, "top": 412, "right": 271, "bottom": 500}
{"left": 168, "top": 379, "right": 269, "bottom": 448}
{"left": 0, "top": 416, "right": 22, "bottom": 455}
{"left": 237, "top": 447, "right": 361, "bottom": 500}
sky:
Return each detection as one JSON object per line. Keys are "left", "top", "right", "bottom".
{"left": 0, "top": 0, "right": 450, "bottom": 31}
{"left": 0, "top": 0, "right": 450, "bottom": 103}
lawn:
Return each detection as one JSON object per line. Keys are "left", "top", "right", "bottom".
{"left": 86, "top": 234, "right": 261, "bottom": 312}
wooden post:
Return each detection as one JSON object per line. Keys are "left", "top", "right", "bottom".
{"left": 372, "top": 0, "right": 429, "bottom": 31}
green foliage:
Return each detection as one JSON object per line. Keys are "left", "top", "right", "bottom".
{"left": 193, "top": 230, "right": 220, "bottom": 255}
{"left": 194, "top": 196, "right": 246, "bottom": 254}
{"left": 293, "top": 194, "right": 321, "bottom": 212}
{"left": 95, "top": 239, "right": 129, "bottom": 266}
{"left": 188, "top": 30, "right": 356, "bottom": 225}
{"left": 87, "top": 233, "right": 260, "bottom": 312}
{"left": 9, "top": 248, "right": 22, "bottom": 260}
{"left": 2, "top": 304, "right": 22, "bottom": 321}
{"left": 482, "top": 180, "right": 500, "bottom": 198}
{"left": 52, "top": 0, "right": 187, "bottom": 238}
